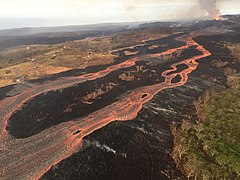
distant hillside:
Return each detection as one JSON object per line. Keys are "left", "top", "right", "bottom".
{"left": 0, "top": 22, "right": 144, "bottom": 37}
{"left": 0, "top": 22, "right": 146, "bottom": 51}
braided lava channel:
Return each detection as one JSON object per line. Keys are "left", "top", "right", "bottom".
{"left": 0, "top": 34, "right": 211, "bottom": 179}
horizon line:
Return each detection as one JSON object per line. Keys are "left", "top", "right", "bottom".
{"left": 0, "top": 13, "right": 239, "bottom": 31}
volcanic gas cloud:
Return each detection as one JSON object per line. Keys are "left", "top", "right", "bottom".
{"left": 199, "top": 0, "right": 221, "bottom": 20}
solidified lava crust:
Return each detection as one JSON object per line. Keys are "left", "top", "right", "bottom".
{"left": 7, "top": 47, "right": 201, "bottom": 139}
{"left": 0, "top": 33, "right": 212, "bottom": 179}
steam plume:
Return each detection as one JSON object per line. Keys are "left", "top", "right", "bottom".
{"left": 199, "top": 0, "right": 220, "bottom": 19}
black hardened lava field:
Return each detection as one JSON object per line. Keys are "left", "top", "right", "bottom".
{"left": 1, "top": 15, "right": 240, "bottom": 180}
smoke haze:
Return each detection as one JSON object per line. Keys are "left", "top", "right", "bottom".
{"left": 199, "top": 0, "right": 220, "bottom": 18}
{"left": 0, "top": 0, "right": 239, "bottom": 29}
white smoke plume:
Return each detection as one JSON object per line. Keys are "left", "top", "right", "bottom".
{"left": 199, "top": 0, "right": 220, "bottom": 19}
{"left": 85, "top": 140, "right": 117, "bottom": 154}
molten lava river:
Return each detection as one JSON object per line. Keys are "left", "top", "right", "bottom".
{"left": 0, "top": 33, "right": 211, "bottom": 179}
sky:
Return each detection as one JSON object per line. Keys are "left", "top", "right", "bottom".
{"left": 0, "top": 0, "right": 239, "bottom": 29}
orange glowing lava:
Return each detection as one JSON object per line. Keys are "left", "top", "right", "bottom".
{"left": 0, "top": 33, "right": 211, "bottom": 179}
{"left": 215, "top": 15, "right": 221, "bottom": 21}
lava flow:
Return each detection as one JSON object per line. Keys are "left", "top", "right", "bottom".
{"left": 0, "top": 34, "right": 211, "bottom": 179}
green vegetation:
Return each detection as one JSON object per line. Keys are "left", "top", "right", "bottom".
{"left": 172, "top": 75, "right": 240, "bottom": 179}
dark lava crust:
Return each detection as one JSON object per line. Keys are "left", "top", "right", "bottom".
{"left": 2, "top": 29, "right": 240, "bottom": 179}
{"left": 6, "top": 42, "right": 200, "bottom": 139}
{"left": 41, "top": 54, "right": 226, "bottom": 180}
{"left": 41, "top": 33, "right": 239, "bottom": 179}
